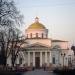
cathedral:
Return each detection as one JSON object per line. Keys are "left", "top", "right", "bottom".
{"left": 7, "top": 17, "right": 72, "bottom": 68}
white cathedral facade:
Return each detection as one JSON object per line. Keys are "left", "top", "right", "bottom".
{"left": 7, "top": 17, "right": 73, "bottom": 68}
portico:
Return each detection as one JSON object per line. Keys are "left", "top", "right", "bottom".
{"left": 25, "top": 50, "right": 52, "bottom": 68}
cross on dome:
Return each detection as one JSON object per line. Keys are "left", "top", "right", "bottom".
{"left": 27, "top": 17, "right": 46, "bottom": 29}
{"left": 35, "top": 17, "right": 39, "bottom": 23}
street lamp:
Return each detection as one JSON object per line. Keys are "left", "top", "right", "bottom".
{"left": 61, "top": 53, "right": 66, "bottom": 68}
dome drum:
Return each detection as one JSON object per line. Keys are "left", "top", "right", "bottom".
{"left": 25, "top": 29, "right": 48, "bottom": 39}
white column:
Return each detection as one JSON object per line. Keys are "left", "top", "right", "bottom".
{"left": 49, "top": 51, "right": 52, "bottom": 63}
{"left": 28, "top": 51, "right": 30, "bottom": 66}
{"left": 22, "top": 52, "right": 26, "bottom": 66}
{"left": 40, "top": 51, "right": 42, "bottom": 67}
{"left": 45, "top": 51, "right": 47, "bottom": 63}
{"left": 33, "top": 52, "right": 35, "bottom": 67}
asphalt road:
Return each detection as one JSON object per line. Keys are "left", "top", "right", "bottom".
{"left": 23, "top": 69, "right": 57, "bottom": 75}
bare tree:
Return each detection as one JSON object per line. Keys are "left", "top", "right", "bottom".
{"left": 0, "top": 0, "right": 23, "bottom": 26}
{"left": 0, "top": 0, "right": 24, "bottom": 67}
{"left": 0, "top": 32, "right": 6, "bottom": 65}
{"left": 0, "top": 28, "right": 25, "bottom": 68}
{"left": 7, "top": 29, "right": 25, "bottom": 67}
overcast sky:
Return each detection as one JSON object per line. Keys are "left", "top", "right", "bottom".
{"left": 14, "top": 0, "right": 75, "bottom": 46}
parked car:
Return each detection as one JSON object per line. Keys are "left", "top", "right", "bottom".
{"left": 15, "top": 66, "right": 28, "bottom": 72}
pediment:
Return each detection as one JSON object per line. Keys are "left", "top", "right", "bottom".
{"left": 25, "top": 42, "right": 50, "bottom": 48}
{"left": 52, "top": 45, "right": 61, "bottom": 49}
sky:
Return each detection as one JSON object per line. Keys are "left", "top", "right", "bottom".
{"left": 14, "top": 0, "right": 75, "bottom": 46}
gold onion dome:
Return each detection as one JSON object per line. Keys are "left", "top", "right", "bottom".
{"left": 28, "top": 17, "right": 46, "bottom": 29}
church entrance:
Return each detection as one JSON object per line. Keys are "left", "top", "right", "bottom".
{"left": 35, "top": 57, "right": 40, "bottom": 68}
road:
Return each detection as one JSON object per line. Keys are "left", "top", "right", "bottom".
{"left": 22, "top": 69, "right": 57, "bottom": 75}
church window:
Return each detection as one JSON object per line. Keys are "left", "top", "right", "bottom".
{"left": 52, "top": 57, "right": 55, "bottom": 64}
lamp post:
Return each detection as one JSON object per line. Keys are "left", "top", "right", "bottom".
{"left": 61, "top": 53, "right": 66, "bottom": 68}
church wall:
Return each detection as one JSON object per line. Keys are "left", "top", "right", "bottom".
{"left": 59, "top": 55, "right": 68, "bottom": 67}
{"left": 49, "top": 49, "right": 69, "bottom": 67}
{"left": 59, "top": 50, "right": 69, "bottom": 67}
{"left": 52, "top": 42, "right": 68, "bottom": 49}
{"left": 60, "top": 42, "right": 68, "bottom": 49}
{"left": 51, "top": 50, "right": 60, "bottom": 65}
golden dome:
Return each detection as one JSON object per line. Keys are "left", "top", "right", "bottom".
{"left": 28, "top": 17, "right": 46, "bottom": 29}
{"left": 28, "top": 22, "right": 46, "bottom": 29}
